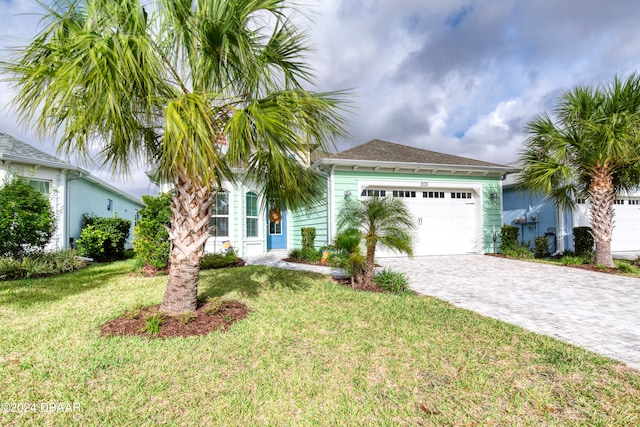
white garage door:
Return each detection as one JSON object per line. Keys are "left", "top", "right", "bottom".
{"left": 612, "top": 198, "right": 640, "bottom": 251}
{"left": 373, "top": 188, "right": 477, "bottom": 256}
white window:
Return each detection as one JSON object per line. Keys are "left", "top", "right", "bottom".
{"left": 392, "top": 190, "right": 416, "bottom": 198}
{"left": 246, "top": 192, "right": 258, "bottom": 237}
{"left": 423, "top": 191, "right": 445, "bottom": 198}
{"left": 209, "top": 191, "right": 229, "bottom": 237}
{"left": 360, "top": 189, "right": 386, "bottom": 197}
{"left": 29, "top": 179, "right": 50, "bottom": 197}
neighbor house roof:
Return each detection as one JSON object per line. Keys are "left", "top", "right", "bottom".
{"left": 315, "top": 139, "right": 513, "bottom": 176}
{"left": 0, "top": 131, "right": 75, "bottom": 170}
{"left": 0, "top": 131, "right": 143, "bottom": 205}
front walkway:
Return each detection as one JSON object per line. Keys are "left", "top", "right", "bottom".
{"left": 380, "top": 255, "right": 640, "bottom": 370}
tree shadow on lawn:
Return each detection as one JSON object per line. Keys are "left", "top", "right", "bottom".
{"left": 0, "top": 263, "right": 130, "bottom": 308}
{"left": 197, "top": 265, "right": 326, "bottom": 300}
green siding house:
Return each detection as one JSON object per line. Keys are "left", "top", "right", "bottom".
{"left": 165, "top": 138, "right": 511, "bottom": 258}
{"left": 291, "top": 139, "right": 512, "bottom": 257}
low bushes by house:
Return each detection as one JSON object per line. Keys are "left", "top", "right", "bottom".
{"left": 77, "top": 214, "right": 131, "bottom": 261}
{"left": 0, "top": 250, "right": 87, "bottom": 280}
{"left": 133, "top": 193, "right": 172, "bottom": 270}
{"left": 499, "top": 225, "right": 533, "bottom": 259}
{"left": 200, "top": 249, "right": 244, "bottom": 270}
{"left": 373, "top": 268, "right": 410, "bottom": 293}
{"left": 0, "top": 175, "right": 56, "bottom": 259}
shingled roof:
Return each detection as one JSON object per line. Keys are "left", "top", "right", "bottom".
{"left": 0, "top": 131, "right": 73, "bottom": 170}
{"left": 329, "top": 139, "right": 504, "bottom": 168}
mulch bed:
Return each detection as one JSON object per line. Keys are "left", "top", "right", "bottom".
{"left": 100, "top": 300, "right": 249, "bottom": 339}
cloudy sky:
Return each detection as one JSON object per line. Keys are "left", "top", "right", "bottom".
{"left": 2, "top": 0, "right": 640, "bottom": 198}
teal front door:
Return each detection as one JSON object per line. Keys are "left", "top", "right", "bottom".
{"left": 267, "top": 209, "right": 287, "bottom": 249}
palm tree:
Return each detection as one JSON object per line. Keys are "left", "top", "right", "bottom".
{"left": 337, "top": 197, "right": 414, "bottom": 288}
{"left": 519, "top": 74, "right": 640, "bottom": 268}
{"left": 2, "top": 0, "right": 347, "bottom": 314}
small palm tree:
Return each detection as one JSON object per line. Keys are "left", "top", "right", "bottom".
{"left": 332, "top": 228, "right": 365, "bottom": 286}
{"left": 519, "top": 74, "right": 640, "bottom": 268}
{"left": 2, "top": 0, "right": 347, "bottom": 314}
{"left": 337, "top": 197, "right": 414, "bottom": 288}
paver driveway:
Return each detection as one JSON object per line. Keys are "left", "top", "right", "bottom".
{"left": 380, "top": 255, "right": 640, "bottom": 370}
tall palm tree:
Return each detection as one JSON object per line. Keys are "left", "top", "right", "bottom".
{"left": 2, "top": 0, "right": 347, "bottom": 314}
{"left": 337, "top": 197, "right": 414, "bottom": 288}
{"left": 519, "top": 74, "right": 640, "bottom": 268}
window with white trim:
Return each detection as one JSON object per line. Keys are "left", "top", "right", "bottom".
{"left": 246, "top": 192, "right": 258, "bottom": 237}
{"left": 29, "top": 179, "right": 50, "bottom": 197}
{"left": 451, "top": 192, "right": 472, "bottom": 199}
{"left": 392, "top": 190, "right": 416, "bottom": 198}
{"left": 423, "top": 191, "right": 445, "bottom": 198}
{"left": 360, "top": 189, "right": 386, "bottom": 197}
{"left": 209, "top": 191, "right": 229, "bottom": 237}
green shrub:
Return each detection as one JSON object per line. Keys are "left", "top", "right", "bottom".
{"left": 77, "top": 214, "right": 131, "bottom": 261}
{"left": 301, "top": 227, "right": 316, "bottom": 252}
{"left": 200, "top": 250, "right": 239, "bottom": 270}
{"left": 534, "top": 235, "right": 549, "bottom": 258}
{"left": 0, "top": 250, "right": 87, "bottom": 280}
{"left": 560, "top": 255, "right": 584, "bottom": 265}
{"left": 573, "top": 227, "right": 594, "bottom": 256}
{"left": 133, "top": 193, "right": 172, "bottom": 269}
{"left": 141, "top": 313, "right": 164, "bottom": 335}
{"left": 288, "top": 248, "right": 303, "bottom": 259}
{"left": 374, "top": 268, "right": 410, "bottom": 293}
{"left": 300, "top": 248, "right": 321, "bottom": 262}
{"left": 502, "top": 241, "right": 533, "bottom": 259}
{"left": 615, "top": 261, "right": 634, "bottom": 273}
{"left": 499, "top": 225, "right": 520, "bottom": 254}
{"left": 0, "top": 175, "right": 56, "bottom": 259}
{"left": 203, "top": 297, "right": 224, "bottom": 315}
{"left": 330, "top": 228, "right": 365, "bottom": 285}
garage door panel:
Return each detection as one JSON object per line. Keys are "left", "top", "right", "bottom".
{"left": 612, "top": 201, "right": 640, "bottom": 251}
{"left": 373, "top": 188, "right": 477, "bottom": 257}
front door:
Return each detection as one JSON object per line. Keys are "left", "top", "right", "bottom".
{"left": 267, "top": 209, "right": 287, "bottom": 250}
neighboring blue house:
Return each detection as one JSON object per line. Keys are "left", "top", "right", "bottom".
{"left": 0, "top": 132, "right": 144, "bottom": 250}
{"left": 502, "top": 169, "right": 640, "bottom": 253}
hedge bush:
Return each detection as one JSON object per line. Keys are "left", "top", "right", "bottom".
{"left": 301, "top": 227, "right": 316, "bottom": 251}
{"left": 499, "top": 225, "right": 520, "bottom": 253}
{"left": 77, "top": 214, "right": 131, "bottom": 261}
{"left": 133, "top": 193, "right": 172, "bottom": 269}
{"left": 573, "top": 226, "right": 594, "bottom": 256}
{"left": 0, "top": 176, "right": 56, "bottom": 259}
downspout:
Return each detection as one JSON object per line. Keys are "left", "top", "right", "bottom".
{"left": 65, "top": 171, "right": 85, "bottom": 249}
{"left": 313, "top": 163, "right": 332, "bottom": 246}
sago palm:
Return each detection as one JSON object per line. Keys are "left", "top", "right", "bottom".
{"left": 519, "top": 74, "right": 640, "bottom": 268}
{"left": 337, "top": 197, "right": 414, "bottom": 288}
{"left": 2, "top": 0, "right": 347, "bottom": 314}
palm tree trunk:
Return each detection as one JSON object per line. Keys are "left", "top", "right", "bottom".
{"left": 589, "top": 166, "right": 615, "bottom": 268}
{"left": 160, "top": 175, "right": 213, "bottom": 315}
{"left": 363, "top": 242, "right": 376, "bottom": 288}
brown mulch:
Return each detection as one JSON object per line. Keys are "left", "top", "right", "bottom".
{"left": 332, "top": 276, "right": 384, "bottom": 292}
{"left": 100, "top": 300, "right": 249, "bottom": 339}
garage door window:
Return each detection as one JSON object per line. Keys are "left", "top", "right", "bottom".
{"left": 361, "top": 189, "right": 386, "bottom": 197}
{"left": 451, "top": 192, "right": 472, "bottom": 199}
{"left": 393, "top": 190, "right": 416, "bottom": 198}
{"left": 423, "top": 191, "right": 445, "bottom": 198}
{"left": 614, "top": 199, "right": 624, "bottom": 205}
{"left": 629, "top": 200, "right": 640, "bottom": 205}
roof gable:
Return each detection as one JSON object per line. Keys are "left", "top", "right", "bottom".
{"left": 329, "top": 139, "right": 504, "bottom": 168}
{"left": 0, "top": 131, "right": 72, "bottom": 169}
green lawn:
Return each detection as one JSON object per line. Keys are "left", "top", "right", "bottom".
{"left": 1, "top": 261, "right": 639, "bottom": 426}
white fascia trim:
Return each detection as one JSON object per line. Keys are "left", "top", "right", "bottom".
{"left": 315, "top": 158, "right": 513, "bottom": 176}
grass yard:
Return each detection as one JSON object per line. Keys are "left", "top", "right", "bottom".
{"left": 1, "top": 260, "right": 639, "bottom": 426}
